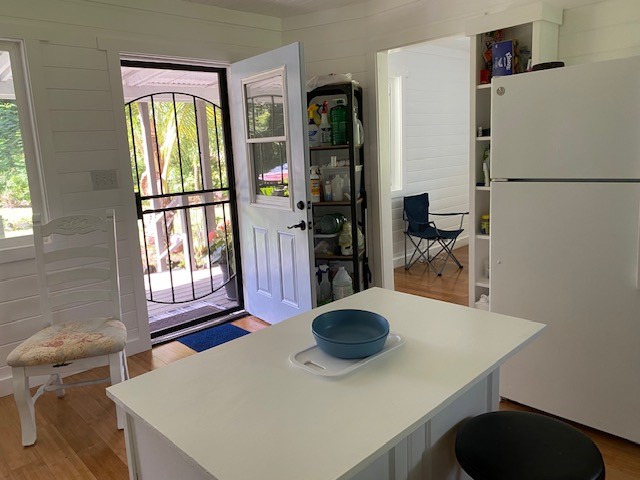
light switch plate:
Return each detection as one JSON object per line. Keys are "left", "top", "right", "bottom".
{"left": 91, "top": 169, "right": 118, "bottom": 190}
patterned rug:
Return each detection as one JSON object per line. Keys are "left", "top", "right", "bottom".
{"left": 176, "top": 323, "right": 250, "bottom": 352}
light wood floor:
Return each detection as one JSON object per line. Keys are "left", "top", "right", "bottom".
{"left": 0, "top": 250, "right": 638, "bottom": 478}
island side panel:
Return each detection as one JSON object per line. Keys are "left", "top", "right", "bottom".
{"left": 350, "top": 371, "right": 497, "bottom": 480}
{"left": 129, "top": 413, "right": 216, "bottom": 480}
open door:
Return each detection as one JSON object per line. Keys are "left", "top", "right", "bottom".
{"left": 230, "top": 43, "right": 314, "bottom": 323}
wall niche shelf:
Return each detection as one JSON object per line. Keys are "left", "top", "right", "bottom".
{"left": 465, "top": 2, "right": 563, "bottom": 309}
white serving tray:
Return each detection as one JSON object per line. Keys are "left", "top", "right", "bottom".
{"left": 289, "top": 332, "right": 405, "bottom": 377}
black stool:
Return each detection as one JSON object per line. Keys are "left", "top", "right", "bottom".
{"left": 455, "top": 411, "right": 605, "bottom": 480}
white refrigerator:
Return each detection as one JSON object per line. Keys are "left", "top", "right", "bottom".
{"left": 490, "top": 55, "right": 640, "bottom": 443}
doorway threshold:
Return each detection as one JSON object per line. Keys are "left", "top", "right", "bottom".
{"left": 151, "top": 309, "right": 248, "bottom": 346}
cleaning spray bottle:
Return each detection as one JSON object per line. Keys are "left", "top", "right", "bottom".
{"left": 308, "top": 104, "right": 320, "bottom": 147}
{"left": 319, "top": 101, "right": 332, "bottom": 147}
{"left": 309, "top": 166, "right": 321, "bottom": 203}
{"left": 319, "top": 265, "right": 332, "bottom": 305}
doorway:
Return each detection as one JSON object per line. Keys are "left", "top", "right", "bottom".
{"left": 120, "top": 60, "right": 243, "bottom": 340}
{"left": 379, "top": 36, "right": 471, "bottom": 304}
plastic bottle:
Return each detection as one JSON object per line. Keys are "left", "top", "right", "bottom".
{"left": 315, "top": 266, "right": 322, "bottom": 304}
{"left": 308, "top": 104, "right": 320, "bottom": 147}
{"left": 319, "top": 101, "right": 332, "bottom": 146}
{"left": 339, "top": 221, "right": 353, "bottom": 255}
{"left": 323, "top": 180, "right": 332, "bottom": 202}
{"left": 331, "top": 175, "right": 344, "bottom": 202}
{"left": 309, "top": 166, "right": 321, "bottom": 203}
{"left": 319, "top": 265, "right": 332, "bottom": 305}
{"left": 332, "top": 266, "right": 353, "bottom": 300}
{"left": 341, "top": 173, "right": 351, "bottom": 199}
{"left": 354, "top": 104, "right": 364, "bottom": 146}
{"left": 330, "top": 98, "right": 348, "bottom": 146}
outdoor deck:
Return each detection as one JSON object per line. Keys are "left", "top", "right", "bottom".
{"left": 144, "top": 266, "right": 239, "bottom": 334}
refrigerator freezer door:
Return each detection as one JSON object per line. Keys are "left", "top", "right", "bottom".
{"left": 491, "top": 55, "right": 640, "bottom": 180}
{"left": 491, "top": 181, "right": 640, "bottom": 443}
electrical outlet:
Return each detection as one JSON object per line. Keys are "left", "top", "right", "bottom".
{"left": 91, "top": 169, "right": 118, "bottom": 190}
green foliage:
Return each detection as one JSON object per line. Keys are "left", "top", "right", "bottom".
{"left": 126, "top": 97, "right": 228, "bottom": 197}
{"left": 0, "top": 101, "right": 30, "bottom": 207}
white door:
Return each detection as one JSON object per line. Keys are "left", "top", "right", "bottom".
{"left": 230, "top": 43, "right": 314, "bottom": 323}
{"left": 491, "top": 180, "right": 640, "bottom": 443}
{"left": 491, "top": 55, "right": 640, "bottom": 180}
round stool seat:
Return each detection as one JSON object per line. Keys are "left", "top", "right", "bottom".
{"left": 455, "top": 411, "right": 605, "bottom": 480}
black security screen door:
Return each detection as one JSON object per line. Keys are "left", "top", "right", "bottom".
{"left": 121, "top": 60, "right": 242, "bottom": 339}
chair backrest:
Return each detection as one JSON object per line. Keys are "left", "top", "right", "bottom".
{"left": 33, "top": 210, "right": 121, "bottom": 328}
{"left": 403, "top": 193, "right": 430, "bottom": 224}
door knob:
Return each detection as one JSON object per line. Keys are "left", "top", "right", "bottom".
{"left": 287, "top": 220, "right": 307, "bottom": 231}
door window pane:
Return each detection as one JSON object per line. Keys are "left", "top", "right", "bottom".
{"left": 244, "top": 75, "right": 284, "bottom": 139}
{"left": 252, "top": 142, "right": 288, "bottom": 197}
{"left": 243, "top": 68, "right": 291, "bottom": 204}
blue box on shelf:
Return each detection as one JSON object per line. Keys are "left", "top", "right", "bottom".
{"left": 492, "top": 40, "right": 516, "bottom": 77}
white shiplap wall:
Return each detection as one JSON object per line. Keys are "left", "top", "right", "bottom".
{"left": 0, "top": 0, "right": 639, "bottom": 397}
{"left": 388, "top": 40, "right": 470, "bottom": 267}
{"left": 0, "top": 0, "right": 282, "bottom": 397}
{"left": 282, "top": 0, "right": 640, "bottom": 287}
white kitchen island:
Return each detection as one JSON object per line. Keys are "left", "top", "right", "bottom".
{"left": 107, "top": 288, "right": 544, "bottom": 480}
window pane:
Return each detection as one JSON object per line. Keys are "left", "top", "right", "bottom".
{"left": 244, "top": 75, "right": 285, "bottom": 139}
{"left": 252, "top": 142, "right": 288, "bottom": 197}
{"left": 0, "top": 49, "right": 32, "bottom": 239}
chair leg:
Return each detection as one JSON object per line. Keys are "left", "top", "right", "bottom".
{"left": 109, "top": 353, "right": 126, "bottom": 430}
{"left": 12, "top": 367, "right": 37, "bottom": 446}
{"left": 122, "top": 350, "right": 130, "bottom": 381}
{"left": 434, "top": 239, "right": 463, "bottom": 275}
{"left": 52, "top": 373, "right": 65, "bottom": 398}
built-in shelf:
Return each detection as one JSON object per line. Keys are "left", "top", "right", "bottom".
{"left": 310, "top": 144, "right": 362, "bottom": 151}
{"left": 314, "top": 249, "right": 364, "bottom": 261}
{"left": 466, "top": 3, "right": 563, "bottom": 308}
{"left": 313, "top": 198, "right": 363, "bottom": 207}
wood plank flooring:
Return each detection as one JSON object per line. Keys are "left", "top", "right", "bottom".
{"left": 0, "top": 251, "right": 638, "bottom": 478}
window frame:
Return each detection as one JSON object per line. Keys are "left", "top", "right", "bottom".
{"left": 388, "top": 75, "right": 404, "bottom": 195}
{"left": 0, "top": 38, "right": 46, "bottom": 250}
{"left": 240, "top": 66, "right": 293, "bottom": 210}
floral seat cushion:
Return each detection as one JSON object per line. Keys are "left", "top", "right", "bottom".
{"left": 7, "top": 318, "right": 127, "bottom": 368}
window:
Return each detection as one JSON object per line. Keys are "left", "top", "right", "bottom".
{"left": 241, "top": 67, "right": 291, "bottom": 206}
{"left": 0, "top": 39, "right": 43, "bottom": 247}
{"left": 389, "top": 75, "right": 403, "bottom": 193}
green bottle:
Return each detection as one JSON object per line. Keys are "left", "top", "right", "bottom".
{"left": 330, "top": 99, "right": 348, "bottom": 146}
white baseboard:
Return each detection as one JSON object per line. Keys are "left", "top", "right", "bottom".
{"left": 393, "top": 235, "right": 469, "bottom": 269}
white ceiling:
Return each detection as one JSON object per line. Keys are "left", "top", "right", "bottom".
{"left": 185, "top": 0, "right": 364, "bottom": 17}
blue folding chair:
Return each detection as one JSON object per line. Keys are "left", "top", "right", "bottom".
{"left": 403, "top": 193, "right": 467, "bottom": 275}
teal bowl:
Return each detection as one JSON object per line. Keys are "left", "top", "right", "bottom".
{"left": 312, "top": 309, "right": 390, "bottom": 359}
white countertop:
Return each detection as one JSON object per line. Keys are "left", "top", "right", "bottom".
{"left": 107, "top": 288, "right": 544, "bottom": 480}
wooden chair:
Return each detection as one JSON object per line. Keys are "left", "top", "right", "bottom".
{"left": 6, "top": 210, "right": 129, "bottom": 446}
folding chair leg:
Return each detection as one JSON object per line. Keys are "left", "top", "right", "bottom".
{"left": 109, "top": 353, "right": 126, "bottom": 430}
{"left": 434, "top": 239, "right": 463, "bottom": 275}
{"left": 12, "top": 367, "right": 37, "bottom": 446}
